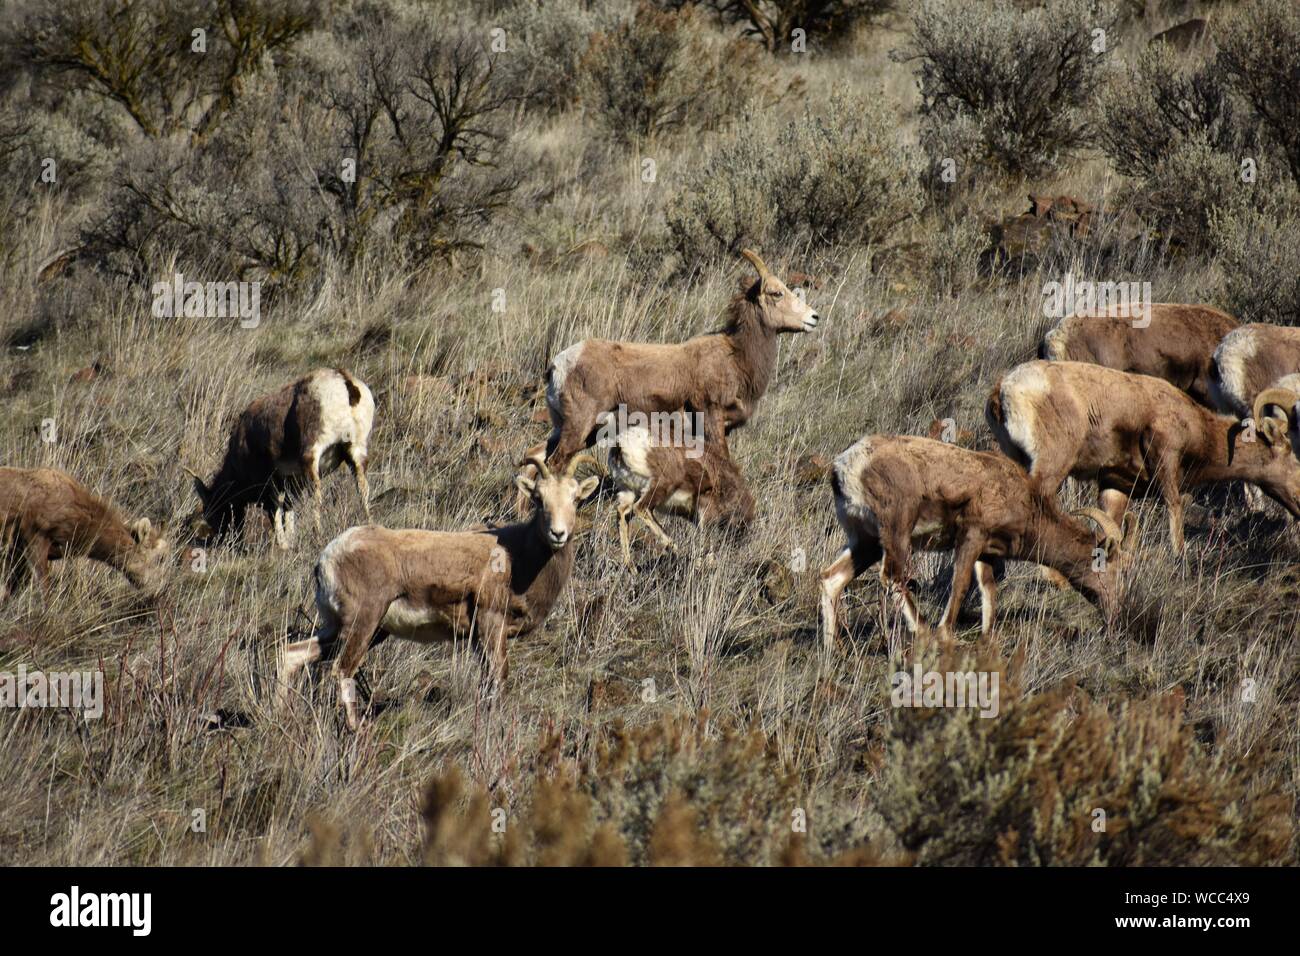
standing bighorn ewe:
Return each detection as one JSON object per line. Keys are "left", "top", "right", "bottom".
{"left": 819, "top": 436, "right": 1134, "bottom": 648}
{"left": 1040, "top": 303, "right": 1239, "bottom": 406}
{"left": 187, "top": 368, "right": 373, "bottom": 548}
{"left": 987, "top": 361, "right": 1300, "bottom": 552}
{"left": 606, "top": 412, "right": 755, "bottom": 566}
{"left": 278, "top": 453, "right": 599, "bottom": 730}
{"left": 542, "top": 249, "right": 818, "bottom": 468}
{"left": 0, "top": 467, "right": 170, "bottom": 601}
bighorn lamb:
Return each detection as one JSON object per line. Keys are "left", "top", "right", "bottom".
{"left": 819, "top": 436, "right": 1134, "bottom": 649}
{"left": 987, "top": 360, "right": 1300, "bottom": 552}
{"left": 278, "top": 453, "right": 599, "bottom": 729}
{"left": 0, "top": 467, "right": 170, "bottom": 601}
{"left": 542, "top": 249, "right": 819, "bottom": 468}
{"left": 1040, "top": 303, "right": 1238, "bottom": 406}
{"left": 187, "top": 368, "right": 373, "bottom": 548}
{"left": 606, "top": 412, "right": 755, "bottom": 566}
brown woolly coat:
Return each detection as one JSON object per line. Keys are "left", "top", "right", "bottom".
{"left": 1041, "top": 303, "right": 1238, "bottom": 406}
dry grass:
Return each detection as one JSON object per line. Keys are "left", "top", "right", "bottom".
{"left": 0, "top": 0, "right": 1295, "bottom": 866}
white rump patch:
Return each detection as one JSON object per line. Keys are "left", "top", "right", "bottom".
{"left": 547, "top": 342, "right": 586, "bottom": 412}
{"left": 306, "top": 370, "right": 375, "bottom": 474}
{"left": 999, "top": 364, "right": 1052, "bottom": 462}
{"left": 1211, "top": 327, "right": 1259, "bottom": 418}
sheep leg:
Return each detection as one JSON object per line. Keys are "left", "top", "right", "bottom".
{"left": 303, "top": 453, "right": 324, "bottom": 533}
{"left": 23, "top": 535, "right": 51, "bottom": 593}
{"left": 819, "top": 540, "right": 882, "bottom": 651}
{"left": 635, "top": 502, "right": 677, "bottom": 553}
{"left": 276, "top": 637, "right": 323, "bottom": 713}
{"left": 547, "top": 415, "right": 597, "bottom": 470}
{"left": 1153, "top": 453, "right": 1186, "bottom": 554}
{"left": 974, "top": 559, "right": 999, "bottom": 635}
{"left": 938, "top": 534, "right": 984, "bottom": 638}
{"left": 346, "top": 447, "right": 371, "bottom": 521}
{"left": 472, "top": 608, "right": 510, "bottom": 697}
{"left": 616, "top": 491, "right": 636, "bottom": 567}
{"left": 330, "top": 603, "right": 390, "bottom": 731}
{"left": 879, "top": 518, "right": 923, "bottom": 635}
{"left": 272, "top": 503, "right": 289, "bottom": 551}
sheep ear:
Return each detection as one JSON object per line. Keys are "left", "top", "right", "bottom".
{"left": 131, "top": 517, "right": 152, "bottom": 543}
{"left": 576, "top": 475, "right": 600, "bottom": 502}
{"left": 515, "top": 475, "right": 536, "bottom": 498}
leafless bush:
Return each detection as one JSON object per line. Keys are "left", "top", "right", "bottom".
{"left": 1211, "top": 201, "right": 1300, "bottom": 326}
{"left": 581, "top": 2, "right": 789, "bottom": 146}
{"left": 1217, "top": 0, "right": 1300, "bottom": 183}
{"left": 1096, "top": 43, "right": 1257, "bottom": 184}
{"left": 663, "top": 0, "right": 891, "bottom": 53}
{"left": 493, "top": 0, "right": 612, "bottom": 114}
{"left": 4, "top": 0, "right": 319, "bottom": 139}
{"left": 664, "top": 92, "right": 921, "bottom": 266}
{"left": 79, "top": 2, "right": 520, "bottom": 287}
{"left": 900, "top": 0, "right": 1117, "bottom": 178}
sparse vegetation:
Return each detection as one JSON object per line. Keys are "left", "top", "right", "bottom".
{"left": 0, "top": 0, "right": 1297, "bottom": 868}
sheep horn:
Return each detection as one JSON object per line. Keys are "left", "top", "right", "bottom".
{"left": 740, "top": 248, "right": 773, "bottom": 283}
{"left": 1253, "top": 388, "right": 1297, "bottom": 434}
{"left": 565, "top": 452, "right": 601, "bottom": 478}
{"left": 1071, "top": 507, "right": 1123, "bottom": 549}
{"left": 519, "top": 452, "right": 553, "bottom": 479}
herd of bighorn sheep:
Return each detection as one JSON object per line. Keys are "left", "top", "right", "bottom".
{"left": 5, "top": 249, "right": 1299, "bottom": 729}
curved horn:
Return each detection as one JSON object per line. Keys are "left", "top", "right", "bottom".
{"left": 1253, "top": 388, "right": 1297, "bottom": 431}
{"left": 740, "top": 248, "right": 773, "bottom": 282}
{"left": 1071, "top": 507, "right": 1123, "bottom": 548}
{"left": 518, "top": 452, "right": 553, "bottom": 480}
{"left": 564, "top": 452, "right": 601, "bottom": 478}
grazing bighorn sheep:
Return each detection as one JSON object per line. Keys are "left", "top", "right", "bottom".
{"left": 278, "top": 453, "right": 599, "bottom": 730}
{"left": 987, "top": 361, "right": 1300, "bottom": 553}
{"left": 606, "top": 412, "right": 755, "bottom": 566}
{"left": 819, "top": 436, "right": 1134, "bottom": 649}
{"left": 542, "top": 249, "right": 818, "bottom": 469}
{"left": 187, "top": 368, "right": 373, "bottom": 549}
{"left": 1040, "top": 303, "right": 1238, "bottom": 406}
{"left": 1251, "top": 375, "right": 1300, "bottom": 460}
{"left": 0, "top": 467, "right": 170, "bottom": 601}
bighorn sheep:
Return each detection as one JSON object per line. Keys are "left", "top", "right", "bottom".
{"left": 0, "top": 467, "right": 170, "bottom": 601}
{"left": 819, "top": 436, "right": 1134, "bottom": 649}
{"left": 1208, "top": 324, "right": 1300, "bottom": 421}
{"left": 278, "top": 453, "right": 599, "bottom": 729}
{"left": 1040, "top": 303, "right": 1238, "bottom": 406}
{"left": 986, "top": 361, "right": 1300, "bottom": 553}
{"left": 187, "top": 368, "right": 373, "bottom": 549}
{"left": 542, "top": 249, "right": 818, "bottom": 469}
{"left": 1251, "top": 375, "right": 1300, "bottom": 460}
{"left": 606, "top": 412, "right": 755, "bottom": 566}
